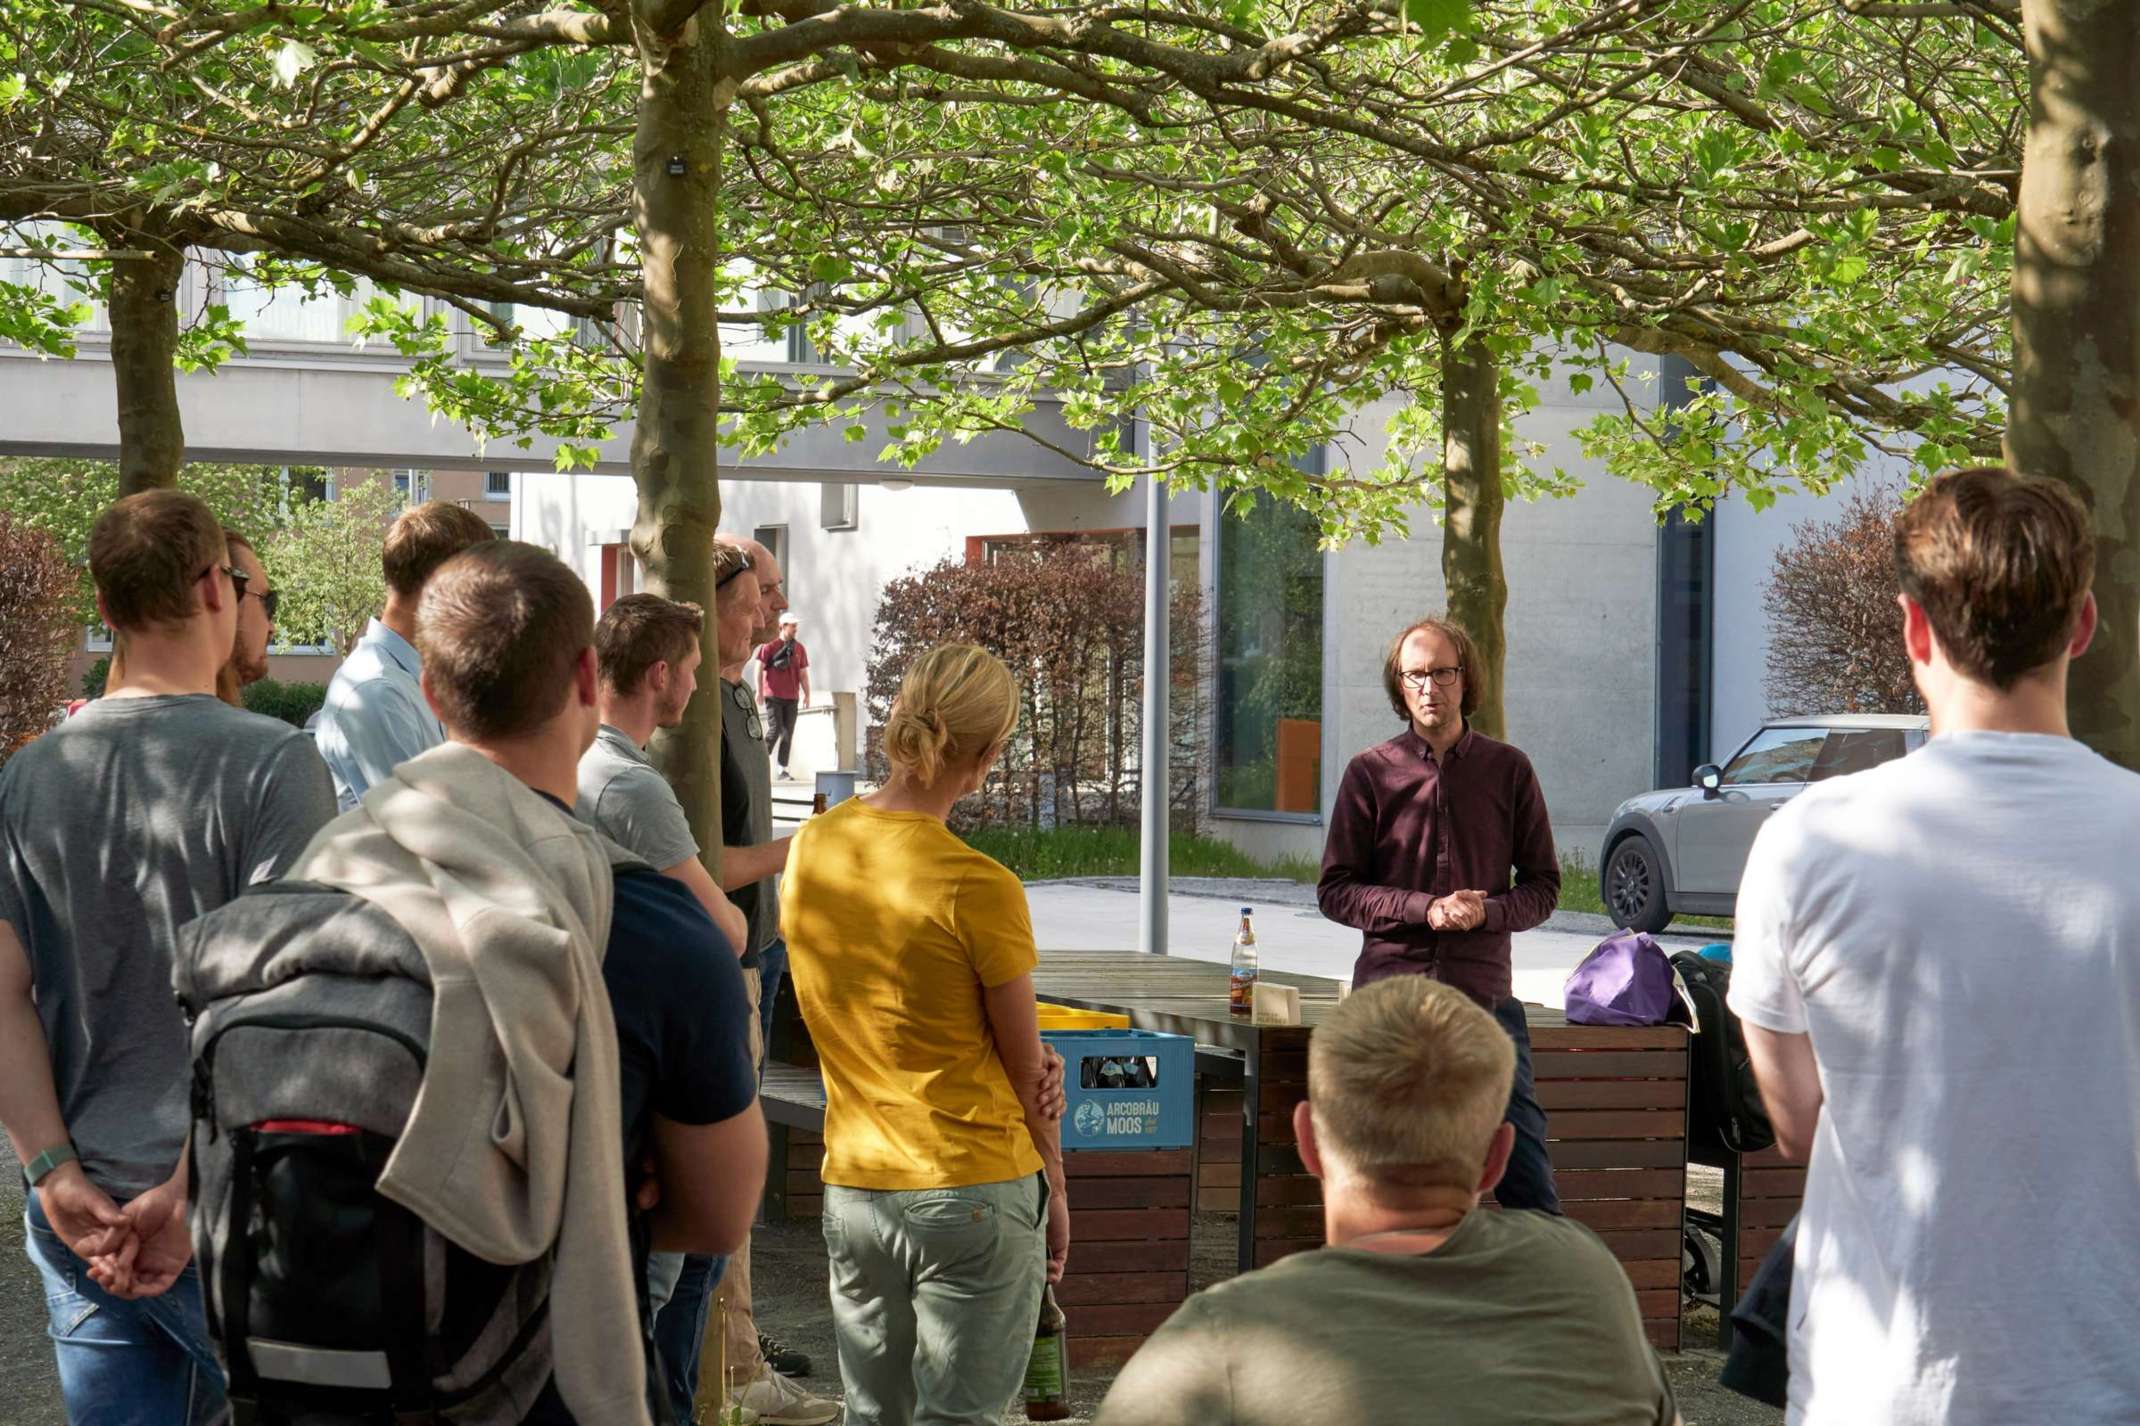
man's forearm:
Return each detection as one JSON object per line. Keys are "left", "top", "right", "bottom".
{"left": 719, "top": 835, "right": 792, "bottom": 890}
{"left": 0, "top": 990, "right": 70, "bottom": 1168}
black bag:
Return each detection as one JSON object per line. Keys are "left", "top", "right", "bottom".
{"left": 177, "top": 881, "right": 583, "bottom": 1425}
{"left": 766, "top": 638, "right": 796, "bottom": 672}
{"left": 1671, "top": 950, "right": 1776, "bottom": 1157}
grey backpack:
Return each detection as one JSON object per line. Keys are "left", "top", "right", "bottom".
{"left": 176, "top": 879, "right": 584, "bottom": 1425}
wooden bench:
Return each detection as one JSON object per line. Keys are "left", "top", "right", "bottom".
{"left": 1205, "top": 1014, "right": 1688, "bottom": 1351}
{"left": 757, "top": 1063, "right": 1193, "bottom": 1367}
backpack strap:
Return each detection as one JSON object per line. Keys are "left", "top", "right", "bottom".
{"left": 376, "top": 1190, "right": 442, "bottom": 1422}
{"left": 221, "top": 1128, "right": 262, "bottom": 1423}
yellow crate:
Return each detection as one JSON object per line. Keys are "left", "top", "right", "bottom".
{"left": 1035, "top": 1001, "right": 1130, "bottom": 1031}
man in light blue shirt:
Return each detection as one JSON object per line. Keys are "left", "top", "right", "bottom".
{"left": 313, "top": 499, "right": 496, "bottom": 809}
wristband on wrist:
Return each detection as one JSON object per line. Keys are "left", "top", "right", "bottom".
{"left": 25, "top": 1141, "right": 78, "bottom": 1186}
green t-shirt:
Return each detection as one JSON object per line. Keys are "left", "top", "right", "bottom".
{"left": 1095, "top": 1208, "right": 1678, "bottom": 1426}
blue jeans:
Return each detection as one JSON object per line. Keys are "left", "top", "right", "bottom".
{"left": 756, "top": 937, "right": 788, "bottom": 1060}
{"left": 650, "top": 1252, "right": 726, "bottom": 1420}
{"left": 1491, "top": 996, "right": 1563, "bottom": 1214}
{"left": 25, "top": 1191, "right": 227, "bottom": 1425}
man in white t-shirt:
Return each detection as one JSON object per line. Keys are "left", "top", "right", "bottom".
{"left": 1729, "top": 466, "right": 2140, "bottom": 1426}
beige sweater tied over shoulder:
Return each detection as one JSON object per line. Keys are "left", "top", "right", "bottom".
{"left": 293, "top": 741, "right": 650, "bottom": 1426}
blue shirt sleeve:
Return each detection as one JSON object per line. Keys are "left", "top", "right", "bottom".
{"left": 319, "top": 673, "right": 443, "bottom": 810}
{"left": 605, "top": 869, "right": 756, "bottom": 1129}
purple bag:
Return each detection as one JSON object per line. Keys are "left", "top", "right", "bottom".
{"left": 1564, "top": 929, "right": 1678, "bottom": 1026}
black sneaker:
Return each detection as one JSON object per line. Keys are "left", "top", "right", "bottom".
{"left": 758, "top": 1331, "right": 812, "bottom": 1378}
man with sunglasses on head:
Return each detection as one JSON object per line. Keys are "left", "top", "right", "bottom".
{"left": 0, "top": 491, "right": 337, "bottom": 1422}
{"left": 1317, "top": 615, "right": 1563, "bottom": 1213}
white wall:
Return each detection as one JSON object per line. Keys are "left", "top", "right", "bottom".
{"left": 513, "top": 471, "right": 1165, "bottom": 775}
{"left": 1209, "top": 359, "right": 1668, "bottom": 870}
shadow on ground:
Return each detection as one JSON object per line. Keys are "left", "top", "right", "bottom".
{"left": 2, "top": 1150, "right": 1781, "bottom": 1426}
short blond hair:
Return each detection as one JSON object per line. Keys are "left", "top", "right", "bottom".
{"left": 884, "top": 643, "right": 1016, "bottom": 787}
{"left": 1309, "top": 977, "right": 1515, "bottom": 1191}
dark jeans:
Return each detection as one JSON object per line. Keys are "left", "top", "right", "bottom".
{"left": 652, "top": 1253, "right": 726, "bottom": 1420}
{"left": 765, "top": 697, "right": 800, "bottom": 768}
{"left": 1490, "top": 996, "right": 1562, "bottom": 1214}
{"left": 757, "top": 937, "right": 787, "bottom": 1057}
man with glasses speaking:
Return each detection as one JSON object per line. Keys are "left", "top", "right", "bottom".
{"left": 1317, "top": 615, "right": 1564, "bottom": 1213}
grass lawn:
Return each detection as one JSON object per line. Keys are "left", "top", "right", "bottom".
{"left": 1561, "top": 856, "right": 1735, "bottom": 933}
{"left": 963, "top": 827, "right": 1733, "bottom": 934}
{"left": 961, "top": 824, "right": 1320, "bottom": 883}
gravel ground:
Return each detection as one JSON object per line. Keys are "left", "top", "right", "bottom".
{"left": 755, "top": 1208, "right": 1781, "bottom": 1426}
{"left": 1, "top": 1145, "right": 1777, "bottom": 1426}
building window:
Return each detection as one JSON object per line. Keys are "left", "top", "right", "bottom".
{"left": 486, "top": 470, "right": 512, "bottom": 497}
{"left": 820, "top": 482, "right": 858, "bottom": 532}
{"left": 753, "top": 523, "right": 789, "bottom": 576}
{"left": 1214, "top": 484, "right": 1324, "bottom": 817}
{"left": 489, "top": 524, "right": 510, "bottom": 540}
{"left": 391, "top": 469, "right": 429, "bottom": 504}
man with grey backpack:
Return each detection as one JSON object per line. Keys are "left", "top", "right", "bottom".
{"left": 172, "top": 541, "right": 765, "bottom": 1424}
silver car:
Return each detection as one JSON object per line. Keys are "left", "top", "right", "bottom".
{"left": 1599, "top": 714, "right": 1930, "bottom": 932}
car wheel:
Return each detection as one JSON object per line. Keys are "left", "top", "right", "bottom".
{"left": 1604, "top": 834, "right": 1672, "bottom": 933}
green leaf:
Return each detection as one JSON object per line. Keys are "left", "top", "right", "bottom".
{"left": 1404, "top": 0, "right": 1469, "bottom": 43}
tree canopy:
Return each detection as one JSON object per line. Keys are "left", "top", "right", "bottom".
{"left": 3, "top": 0, "right": 2075, "bottom": 790}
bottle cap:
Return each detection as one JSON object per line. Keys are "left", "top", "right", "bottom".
{"left": 1241, "top": 906, "right": 1252, "bottom": 915}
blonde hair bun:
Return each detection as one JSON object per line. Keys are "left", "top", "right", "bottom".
{"left": 884, "top": 644, "right": 1016, "bottom": 787}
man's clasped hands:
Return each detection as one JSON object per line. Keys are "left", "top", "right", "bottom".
{"left": 1427, "top": 890, "right": 1490, "bottom": 932}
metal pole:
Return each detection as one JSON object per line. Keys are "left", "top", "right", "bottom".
{"left": 1140, "top": 470, "right": 1170, "bottom": 955}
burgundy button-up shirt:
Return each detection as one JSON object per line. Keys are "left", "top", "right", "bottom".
{"left": 1317, "top": 726, "right": 1560, "bottom": 1005}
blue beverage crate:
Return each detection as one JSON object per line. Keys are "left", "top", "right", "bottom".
{"left": 1042, "top": 1028, "right": 1195, "bottom": 1151}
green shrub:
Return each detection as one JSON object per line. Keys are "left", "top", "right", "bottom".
{"left": 243, "top": 678, "right": 328, "bottom": 729}
{"left": 81, "top": 656, "right": 110, "bottom": 700}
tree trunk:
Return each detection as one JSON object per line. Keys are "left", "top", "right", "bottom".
{"left": 1440, "top": 332, "right": 1508, "bottom": 740}
{"left": 631, "top": 9, "right": 732, "bottom": 859}
{"left": 2008, "top": 0, "right": 2140, "bottom": 768}
{"left": 106, "top": 237, "right": 186, "bottom": 497}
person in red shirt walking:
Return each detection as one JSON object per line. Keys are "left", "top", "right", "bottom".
{"left": 1316, "top": 614, "right": 1563, "bottom": 1212}
{"left": 752, "top": 614, "right": 810, "bottom": 779}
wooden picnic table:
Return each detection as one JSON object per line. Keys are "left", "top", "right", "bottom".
{"left": 1027, "top": 950, "right": 1692, "bottom": 1351}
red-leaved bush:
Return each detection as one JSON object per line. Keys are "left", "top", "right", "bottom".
{"left": 0, "top": 514, "right": 78, "bottom": 765}
{"left": 1763, "top": 486, "right": 1924, "bottom": 717}
{"left": 867, "top": 541, "right": 1208, "bottom": 830}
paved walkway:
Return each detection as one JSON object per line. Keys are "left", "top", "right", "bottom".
{"left": 1026, "top": 879, "right": 1724, "bottom": 1007}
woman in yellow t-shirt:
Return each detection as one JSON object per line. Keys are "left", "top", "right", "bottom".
{"left": 781, "top": 643, "right": 1068, "bottom": 1426}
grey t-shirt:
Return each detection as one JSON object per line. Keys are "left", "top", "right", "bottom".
{"left": 576, "top": 724, "right": 699, "bottom": 870}
{"left": 1096, "top": 1208, "right": 1678, "bottom": 1426}
{"left": 0, "top": 695, "right": 338, "bottom": 1199}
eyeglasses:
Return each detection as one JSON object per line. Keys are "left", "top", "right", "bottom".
{"left": 1399, "top": 666, "right": 1463, "bottom": 691}
{"left": 727, "top": 679, "right": 763, "bottom": 739}
{"left": 240, "top": 587, "right": 281, "bottom": 621}
{"left": 200, "top": 562, "right": 249, "bottom": 600}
